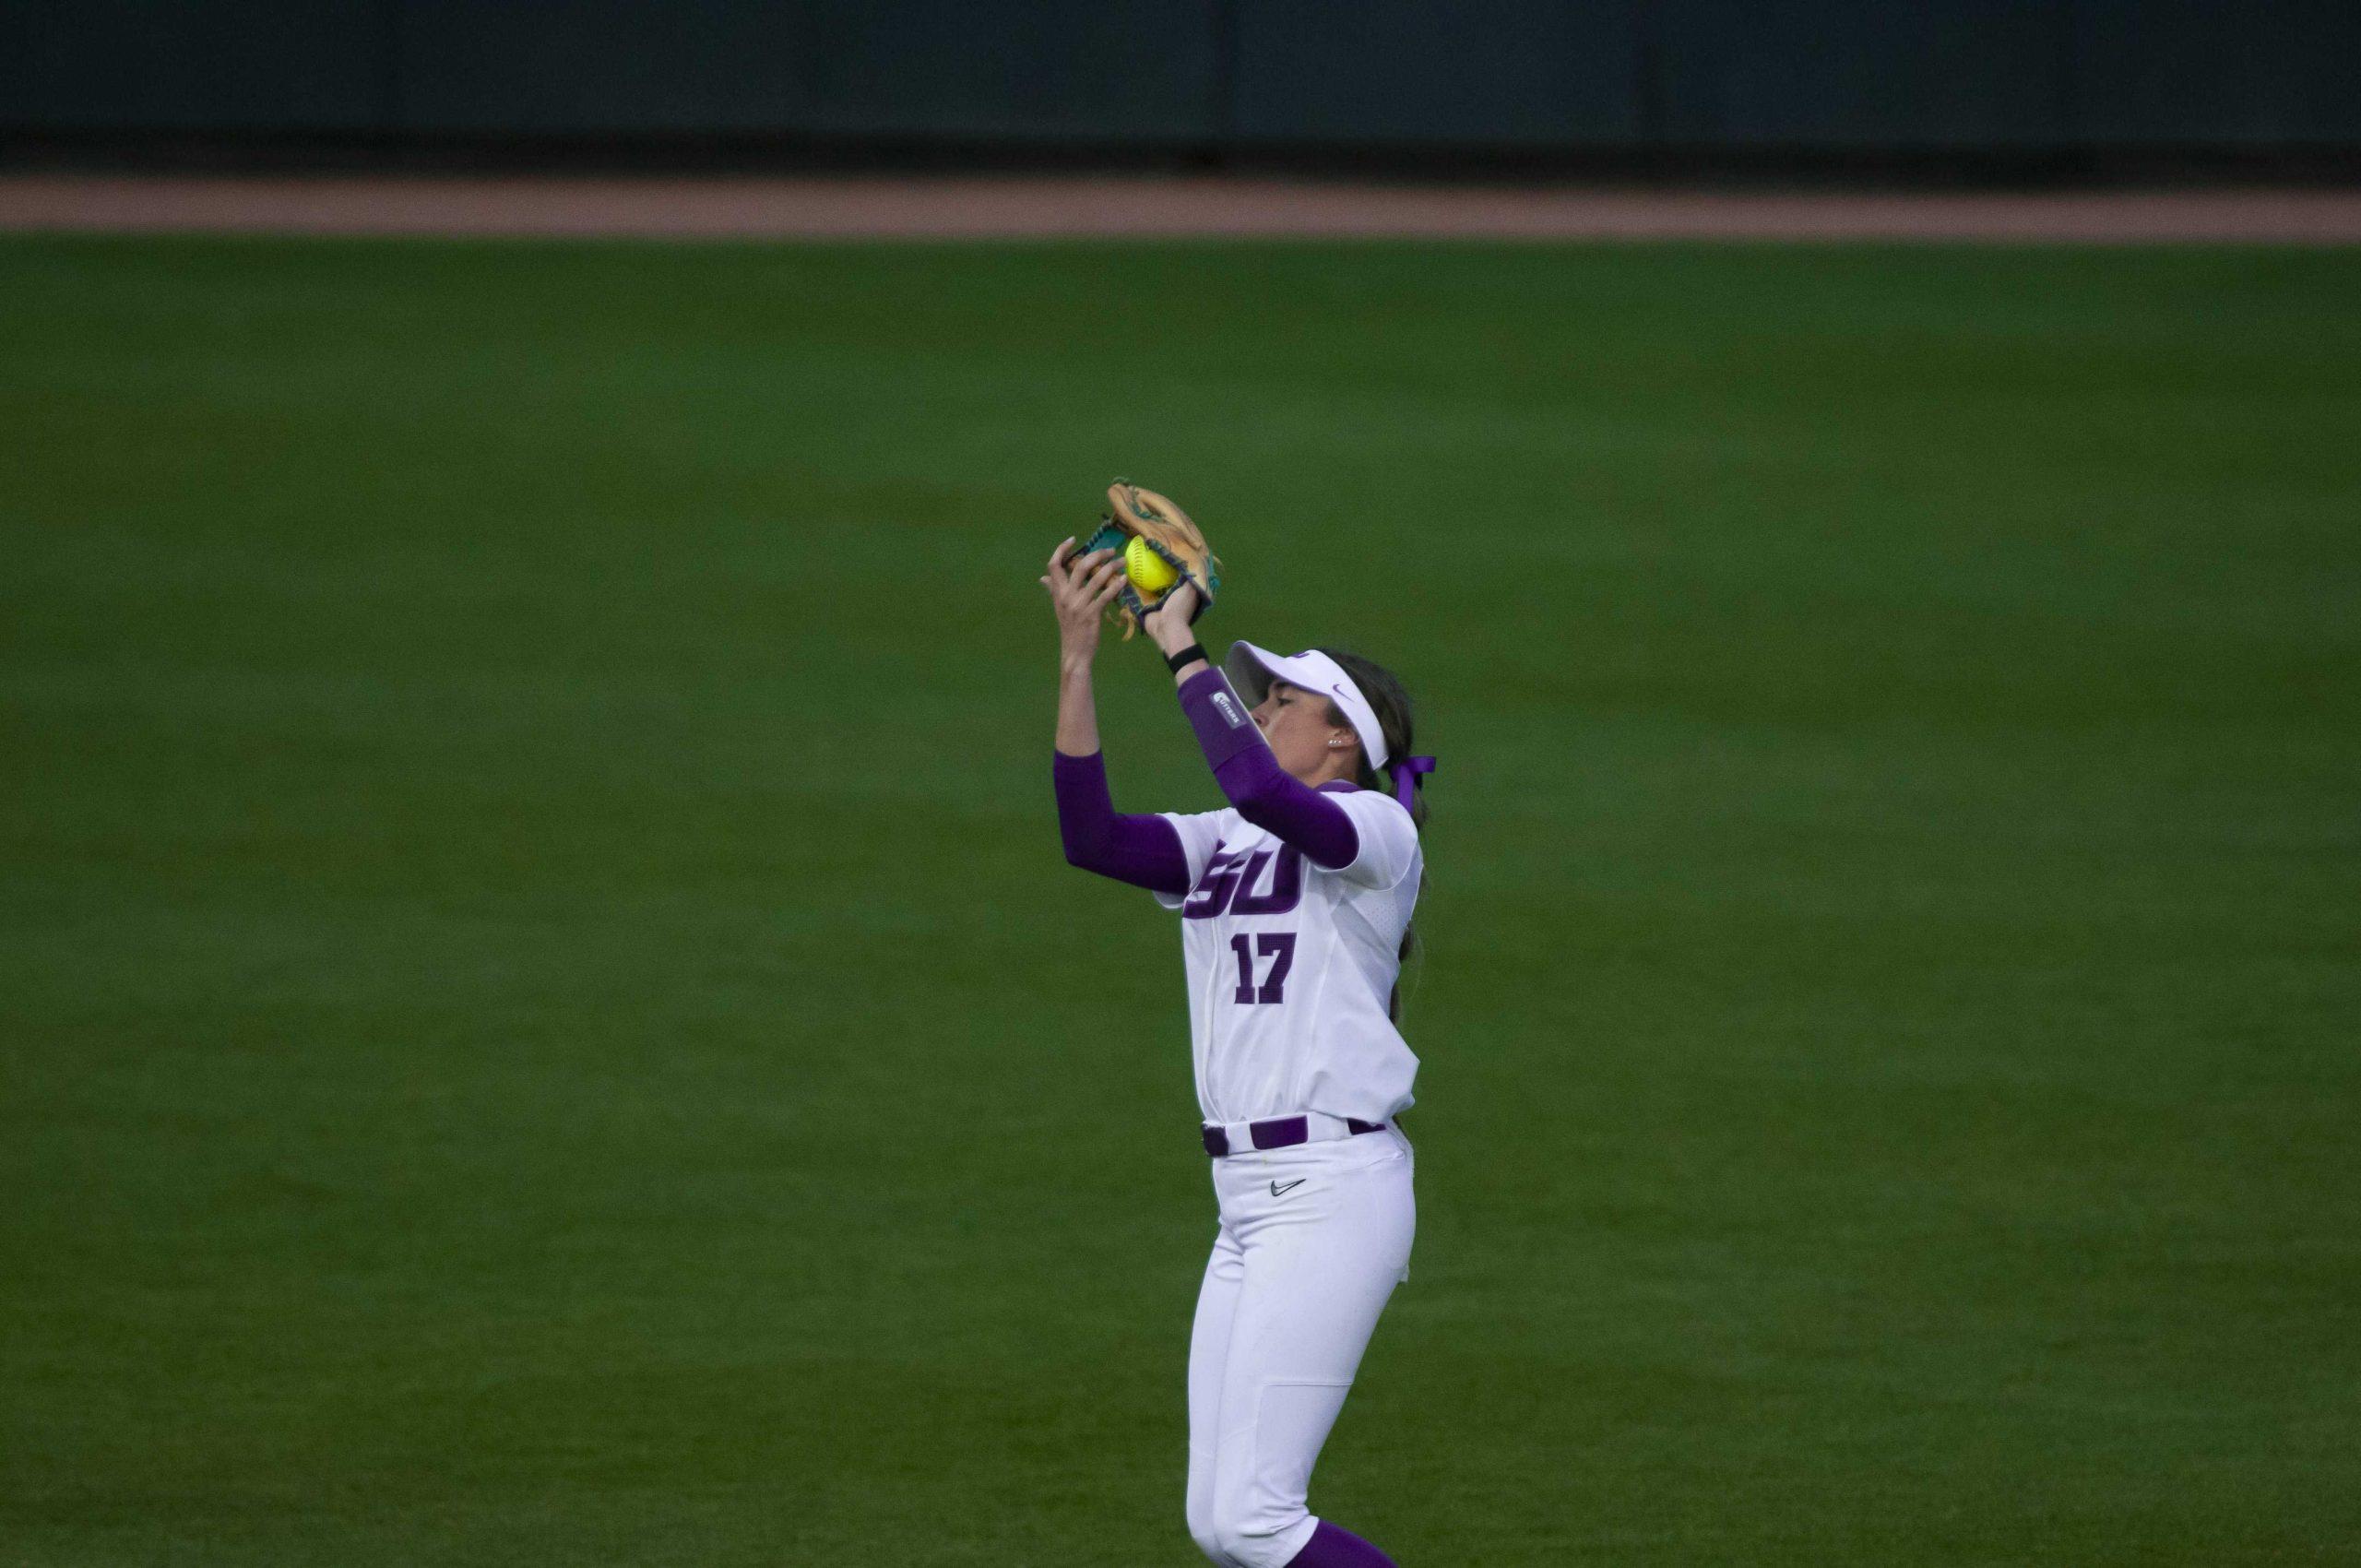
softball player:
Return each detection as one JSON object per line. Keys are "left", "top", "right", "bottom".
{"left": 1041, "top": 540, "right": 1435, "bottom": 1568}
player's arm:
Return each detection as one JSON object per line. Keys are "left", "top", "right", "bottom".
{"left": 1044, "top": 537, "right": 1192, "bottom": 894}
{"left": 1051, "top": 751, "right": 1191, "bottom": 893}
{"left": 1047, "top": 536, "right": 1125, "bottom": 756}
{"left": 1143, "top": 584, "right": 1359, "bottom": 871}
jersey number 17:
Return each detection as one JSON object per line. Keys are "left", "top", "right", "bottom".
{"left": 1229, "top": 932, "right": 1296, "bottom": 1004}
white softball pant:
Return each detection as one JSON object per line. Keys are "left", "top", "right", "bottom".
{"left": 1186, "top": 1123, "right": 1415, "bottom": 1568}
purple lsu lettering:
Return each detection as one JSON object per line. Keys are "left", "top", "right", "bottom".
{"left": 1180, "top": 840, "right": 1304, "bottom": 921}
{"left": 1181, "top": 840, "right": 1302, "bottom": 1005}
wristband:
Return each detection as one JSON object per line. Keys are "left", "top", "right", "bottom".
{"left": 1165, "top": 642, "right": 1209, "bottom": 674}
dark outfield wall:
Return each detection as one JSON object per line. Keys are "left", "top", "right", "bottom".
{"left": 3, "top": 0, "right": 2356, "bottom": 152}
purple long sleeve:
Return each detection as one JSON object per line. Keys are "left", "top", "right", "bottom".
{"left": 1052, "top": 748, "right": 1192, "bottom": 894}
{"left": 1175, "top": 668, "right": 1361, "bottom": 871}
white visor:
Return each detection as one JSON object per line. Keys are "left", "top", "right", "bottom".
{"left": 1223, "top": 641, "right": 1389, "bottom": 773}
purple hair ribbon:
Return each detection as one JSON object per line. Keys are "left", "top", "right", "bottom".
{"left": 1390, "top": 754, "right": 1435, "bottom": 811}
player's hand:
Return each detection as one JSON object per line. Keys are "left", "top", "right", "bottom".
{"left": 1042, "top": 537, "right": 1128, "bottom": 661}
{"left": 1143, "top": 578, "right": 1201, "bottom": 655}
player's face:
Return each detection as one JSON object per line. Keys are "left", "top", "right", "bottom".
{"left": 1255, "top": 681, "right": 1355, "bottom": 782}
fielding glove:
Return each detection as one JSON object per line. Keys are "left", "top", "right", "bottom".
{"left": 1077, "top": 480, "right": 1223, "bottom": 641}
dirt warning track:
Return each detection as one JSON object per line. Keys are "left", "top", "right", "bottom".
{"left": 4, "top": 174, "right": 2358, "bottom": 244}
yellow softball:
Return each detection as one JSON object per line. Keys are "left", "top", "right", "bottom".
{"left": 1124, "top": 535, "right": 1179, "bottom": 595}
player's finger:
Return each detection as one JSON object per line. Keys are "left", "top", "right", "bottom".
{"left": 1048, "top": 537, "right": 1076, "bottom": 574}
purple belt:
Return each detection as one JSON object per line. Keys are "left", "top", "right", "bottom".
{"left": 1202, "top": 1115, "right": 1388, "bottom": 1158}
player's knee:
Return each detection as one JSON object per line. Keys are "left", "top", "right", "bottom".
{"left": 1210, "top": 1507, "right": 1310, "bottom": 1568}
{"left": 1186, "top": 1495, "right": 1230, "bottom": 1565}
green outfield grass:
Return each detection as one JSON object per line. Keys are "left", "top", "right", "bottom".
{"left": 3, "top": 235, "right": 2356, "bottom": 1566}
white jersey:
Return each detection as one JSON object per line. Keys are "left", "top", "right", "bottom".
{"left": 1153, "top": 783, "right": 1422, "bottom": 1126}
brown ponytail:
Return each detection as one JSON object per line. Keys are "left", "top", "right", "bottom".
{"left": 1317, "top": 648, "right": 1427, "bottom": 1028}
